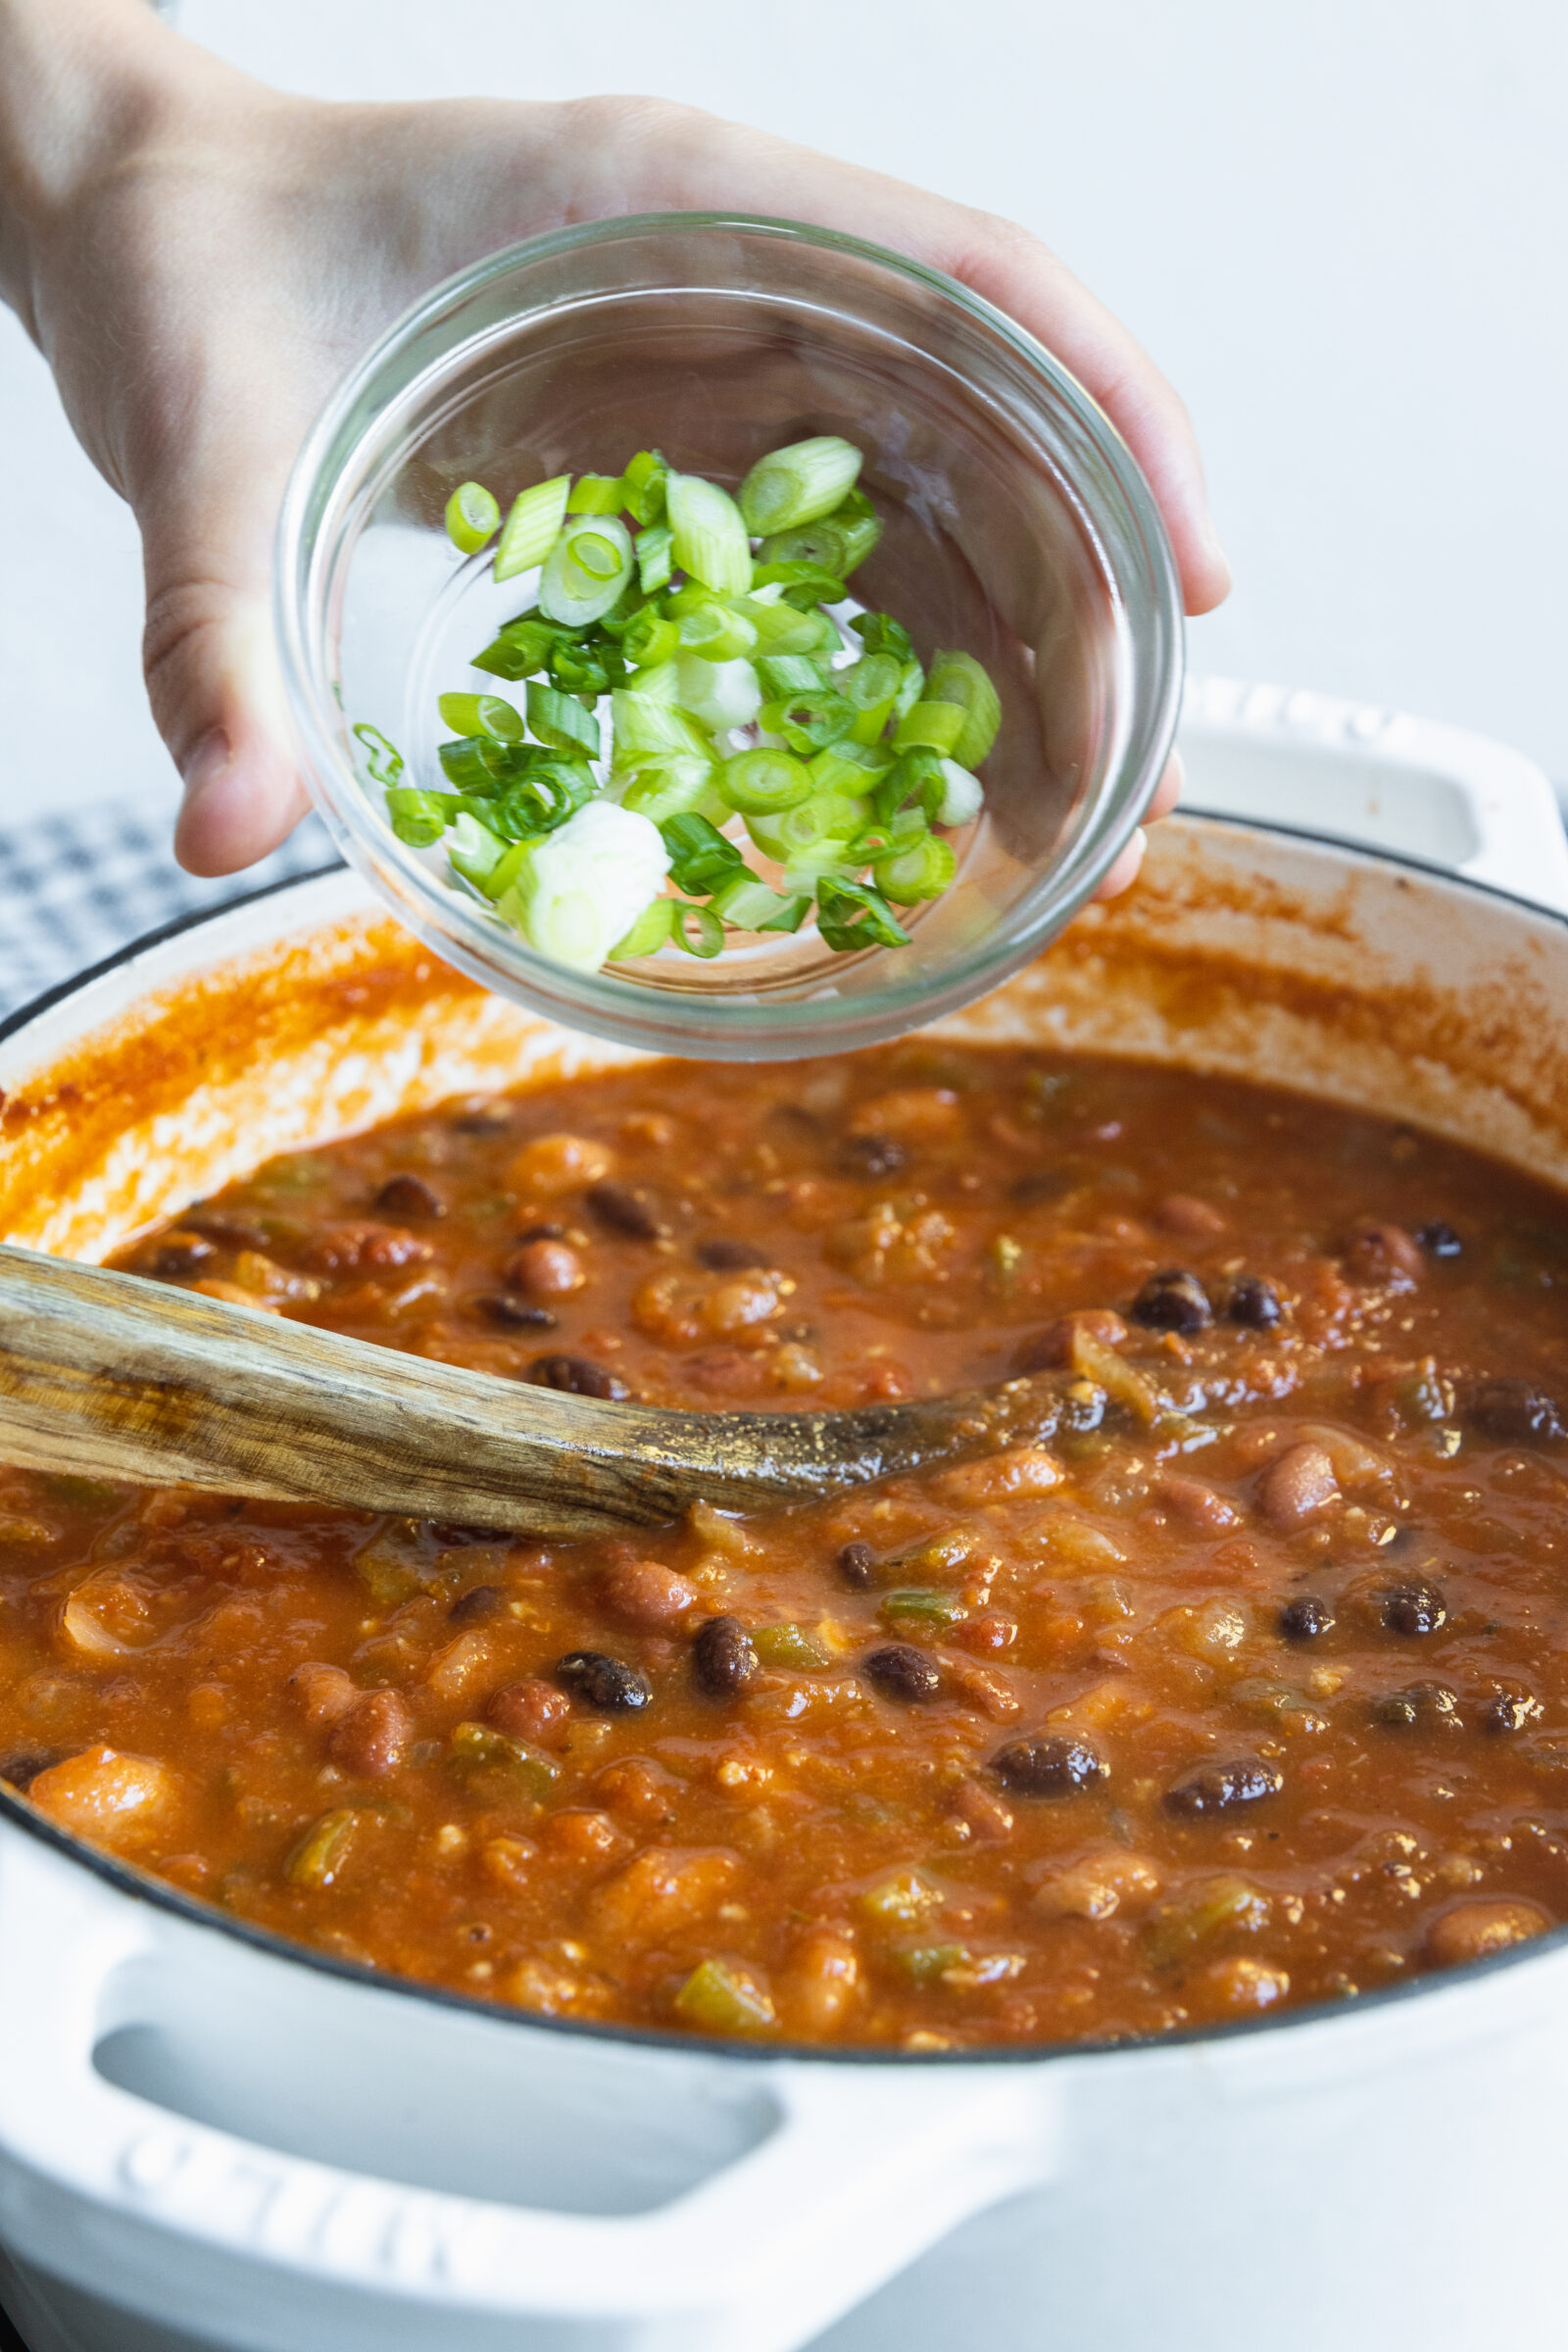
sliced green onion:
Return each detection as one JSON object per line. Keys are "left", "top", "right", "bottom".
{"left": 671, "top": 598, "right": 758, "bottom": 662}
{"left": 839, "top": 654, "right": 903, "bottom": 745}
{"left": 490, "top": 760, "right": 596, "bottom": 840}
{"left": 353, "top": 723, "right": 404, "bottom": 786}
{"left": 744, "top": 792, "right": 862, "bottom": 868}
{"left": 624, "top": 657, "right": 681, "bottom": 706}
{"left": 635, "top": 522, "right": 674, "bottom": 595}
{"left": 608, "top": 896, "right": 675, "bottom": 959}
{"left": 623, "top": 609, "right": 680, "bottom": 669}
{"left": 757, "top": 654, "right": 832, "bottom": 700}
{"left": 675, "top": 654, "right": 762, "bottom": 732}
{"left": 925, "top": 650, "right": 1003, "bottom": 767}
{"left": 891, "top": 660, "right": 925, "bottom": 725}
{"left": 719, "top": 747, "right": 813, "bottom": 815}
{"left": 826, "top": 487, "right": 882, "bottom": 575}
{"left": 739, "top": 435, "right": 862, "bottom": 535}
{"left": 750, "top": 555, "right": 849, "bottom": 608}
{"left": 621, "top": 449, "right": 668, "bottom": 526}
{"left": 710, "top": 873, "right": 810, "bottom": 933}
{"left": 548, "top": 638, "right": 620, "bottom": 697}
{"left": 526, "top": 680, "right": 602, "bottom": 760}
{"left": 851, "top": 612, "right": 913, "bottom": 665}
{"left": 893, "top": 699, "right": 966, "bottom": 757}
{"left": 539, "top": 514, "right": 635, "bottom": 626}
{"left": 611, "top": 690, "right": 711, "bottom": 761}
{"left": 471, "top": 616, "right": 557, "bottom": 681}
{"left": 478, "top": 837, "right": 533, "bottom": 903}
{"left": 617, "top": 754, "right": 721, "bottom": 827}
{"left": 446, "top": 811, "right": 508, "bottom": 888}
{"left": 566, "top": 473, "right": 626, "bottom": 515}
{"left": 671, "top": 902, "right": 726, "bottom": 957}
{"left": 872, "top": 751, "right": 947, "bottom": 832}
{"left": 660, "top": 813, "right": 746, "bottom": 896}
{"left": 438, "top": 735, "right": 532, "bottom": 790}
{"left": 437, "top": 692, "right": 524, "bottom": 743}
{"left": 666, "top": 472, "right": 751, "bottom": 596}
{"left": 384, "top": 787, "right": 454, "bottom": 847}
{"left": 445, "top": 480, "right": 500, "bottom": 555}
{"left": 816, "top": 878, "right": 911, "bottom": 954}
{"left": 936, "top": 758, "right": 984, "bottom": 828}
{"left": 740, "top": 598, "right": 840, "bottom": 657}
{"left": 596, "top": 584, "right": 646, "bottom": 643}
{"left": 760, "top": 687, "right": 857, "bottom": 754}
{"left": 504, "top": 801, "right": 670, "bottom": 972}
{"left": 807, "top": 742, "right": 883, "bottom": 797}
{"left": 874, "top": 833, "right": 956, "bottom": 905}
{"left": 494, "top": 476, "right": 571, "bottom": 581}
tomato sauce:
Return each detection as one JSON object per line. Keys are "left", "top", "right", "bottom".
{"left": 6, "top": 1040, "right": 1568, "bottom": 2048}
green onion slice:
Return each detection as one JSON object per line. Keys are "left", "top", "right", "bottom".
{"left": 671, "top": 902, "right": 726, "bottom": 958}
{"left": 470, "top": 616, "right": 557, "bottom": 681}
{"left": 445, "top": 480, "right": 501, "bottom": 556}
{"left": 539, "top": 514, "right": 635, "bottom": 626}
{"left": 924, "top": 651, "right": 1004, "bottom": 767}
{"left": 494, "top": 476, "right": 571, "bottom": 582}
{"left": 709, "top": 873, "right": 810, "bottom": 933}
{"left": 608, "top": 896, "right": 675, "bottom": 959}
{"left": 617, "top": 754, "right": 720, "bottom": 827}
{"left": 936, "top": 758, "right": 984, "bottom": 827}
{"left": 446, "top": 810, "right": 508, "bottom": 887}
{"left": 666, "top": 472, "right": 751, "bottom": 596}
{"left": 874, "top": 833, "right": 957, "bottom": 906}
{"left": 674, "top": 655, "right": 762, "bottom": 732}
{"left": 659, "top": 813, "right": 747, "bottom": 896}
{"left": 525, "top": 680, "right": 602, "bottom": 760}
{"left": 739, "top": 435, "right": 862, "bottom": 535}
{"left": 623, "top": 609, "right": 680, "bottom": 669}
{"left": 566, "top": 473, "right": 627, "bottom": 515}
{"left": 384, "top": 787, "right": 454, "bottom": 847}
{"left": 719, "top": 747, "right": 814, "bottom": 815}
{"left": 352, "top": 723, "right": 404, "bottom": 786}
{"left": 893, "top": 700, "right": 967, "bottom": 757}
{"left": 816, "top": 877, "right": 911, "bottom": 954}
{"left": 760, "top": 687, "right": 857, "bottom": 755}
{"left": 851, "top": 611, "right": 913, "bottom": 665}
{"left": 635, "top": 522, "right": 675, "bottom": 595}
{"left": 437, "top": 692, "right": 524, "bottom": 743}
{"left": 621, "top": 449, "right": 668, "bottom": 526}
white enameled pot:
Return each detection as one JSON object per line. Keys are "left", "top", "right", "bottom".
{"left": 4, "top": 729, "right": 1568, "bottom": 2351}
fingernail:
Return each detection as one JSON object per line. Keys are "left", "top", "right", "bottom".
{"left": 1200, "top": 524, "right": 1233, "bottom": 600}
{"left": 180, "top": 727, "right": 231, "bottom": 802}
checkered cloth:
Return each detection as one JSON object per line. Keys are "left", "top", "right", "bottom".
{"left": 0, "top": 797, "right": 341, "bottom": 1021}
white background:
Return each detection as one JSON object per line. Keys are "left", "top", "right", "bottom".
{"left": 2, "top": 0, "right": 1564, "bottom": 821}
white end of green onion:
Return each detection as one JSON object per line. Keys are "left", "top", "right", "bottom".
{"left": 665, "top": 472, "right": 752, "bottom": 595}
{"left": 936, "top": 759, "right": 985, "bottom": 828}
{"left": 676, "top": 655, "right": 762, "bottom": 731}
{"left": 494, "top": 476, "right": 571, "bottom": 582}
{"left": 509, "top": 801, "right": 671, "bottom": 972}
{"left": 539, "top": 514, "right": 635, "bottom": 626}
{"left": 738, "top": 436, "right": 862, "bottom": 535}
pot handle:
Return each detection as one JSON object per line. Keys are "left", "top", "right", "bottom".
{"left": 0, "top": 1831, "right": 1058, "bottom": 2351}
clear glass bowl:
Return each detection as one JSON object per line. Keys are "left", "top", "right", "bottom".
{"left": 275, "top": 213, "right": 1183, "bottom": 1060}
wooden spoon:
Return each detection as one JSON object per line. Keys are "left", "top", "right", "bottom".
{"left": 0, "top": 1244, "right": 1075, "bottom": 1539}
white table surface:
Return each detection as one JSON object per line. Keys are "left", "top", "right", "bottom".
{"left": 2, "top": 0, "right": 1564, "bottom": 823}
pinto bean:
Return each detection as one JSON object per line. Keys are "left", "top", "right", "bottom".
{"left": 948, "top": 1662, "right": 1020, "bottom": 1721}
{"left": 949, "top": 1779, "right": 1015, "bottom": 1840}
{"left": 780, "top": 1931, "right": 860, "bottom": 2034}
{"left": 374, "top": 1174, "right": 445, "bottom": 1219}
{"left": 1342, "top": 1220, "right": 1424, "bottom": 1286}
{"left": 506, "top": 1241, "right": 585, "bottom": 1298}
{"left": 510, "top": 1133, "right": 614, "bottom": 1197}
{"left": 488, "top": 1679, "right": 571, "bottom": 1748}
{"left": 602, "top": 1558, "right": 697, "bottom": 1629}
{"left": 992, "top": 1734, "right": 1108, "bottom": 1797}
{"left": 848, "top": 1088, "right": 962, "bottom": 1143}
{"left": 0, "top": 1750, "right": 59, "bottom": 1791}
{"left": 288, "top": 1662, "right": 359, "bottom": 1725}
{"left": 692, "top": 1615, "right": 760, "bottom": 1698}
{"left": 1130, "top": 1269, "right": 1212, "bottom": 1334}
{"left": 1033, "top": 1849, "right": 1161, "bottom": 1919}
{"left": 1155, "top": 1474, "right": 1241, "bottom": 1532}
{"left": 1155, "top": 1193, "right": 1228, "bottom": 1239}
{"left": 1426, "top": 1898, "right": 1549, "bottom": 1968}
{"left": 301, "top": 1222, "right": 433, "bottom": 1273}
{"left": 586, "top": 1182, "right": 668, "bottom": 1240}
{"left": 1163, "top": 1757, "right": 1283, "bottom": 1817}
{"left": 1012, "top": 1309, "right": 1127, "bottom": 1374}
{"left": 1257, "top": 1442, "right": 1340, "bottom": 1530}
{"left": 27, "top": 1746, "right": 180, "bottom": 1851}
{"left": 475, "top": 1293, "right": 557, "bottom": 1331}
{"left": 529, "top": 1355, "right": 629, "bottom": 1400}
{"left": 328, "top": 1690, "right": 411, "bottom": 1780}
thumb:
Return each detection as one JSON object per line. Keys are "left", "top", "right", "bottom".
{"left": 137, "top": 438, "right": 311, "bottom": 878}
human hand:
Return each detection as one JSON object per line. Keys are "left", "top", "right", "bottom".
{"left": 1, "top": 0, "right": 1225, "bottom": 883}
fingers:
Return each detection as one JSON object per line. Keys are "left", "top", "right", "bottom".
{"left": 590, "top": 103, "right": 1230, "bottom": 617}
{"left": 1089, "top": 752, "right": 1183, "bottom": 903}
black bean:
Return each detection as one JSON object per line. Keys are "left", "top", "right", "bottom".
{"left": 586, "top": 1182, "right": 668, "bottom": 1241}
{"left": 427, "top": 1521, "right": 509, "bottom": 1546}
{"left": 450, "top": 1104, "right": 514, "bottom": 1135}
{"left": 991, "top": 1734, "right": 1108, "bottom": 1797}
{"left": 1130, "top": 1268, "right": 1212, "bottom": 1334}
{"left": 696, "top": 1236, "right": 771, "bottom": 1271}
{"left": 555, "top": 1650, "right": 652, "bottom": 1713}
{"left": 1010, "top": 1169, "right": 1075, "bottom": 1205}
{"left": 515, "top": 1221, "right": 566, "bottom": 1244}
{"left": 1228, "top": 1275, "right": 1280, "bottom": 1329}
{"left": 1486, "top": 1691, "right": 1542, "bottom": 1735}
{"left": 183, "top": 1208, "right": 274, "bottom": 1250}
{"left": 1468, "top": 1378, "right": 1567, "bottom": 1446}
{"left": 475, "top": 1294, "right": 558, "bottom": 1331}
{"left": 838, "top": 1134, "right": 907, "bottom": 1181}
{"left": 1373, "top": 1682, "right": 1461, "bottom": 1730}
{"left": 1163, "top": 1757, "right": 1283, "bottom": 1816}
{"left": 448, "top": 1584, "right": 508, "bottom": 1625}
{"left": 529, "top": 1355, "right": 630, "bottom": 1401}
{"left": 375, "top": 1173, "right": 445, "bottom": 1219}
{"left": 836, "top": 1541, "right": 877, "bottom": 1591}
{"left": 1380, "top": 1580, "right": 1447, "bottom": 1638}
{"left": 146, "top": 1236, "right": 218, "bottom": 1279}
{"left": 1417, "top": 1221, "right": 1462, "bottom": 1258}
{"left": 863, "top": 1644, "right": 943, "bottom": 1703}
{"left": 1280, "top": 1593, "right": 1334, "bottom": 1642}
{"left": 692, "top": 1615, "right": 759, "bottom": 1698}
{"left": 0, "top": 1750, "right": 59, "bottom": 1792}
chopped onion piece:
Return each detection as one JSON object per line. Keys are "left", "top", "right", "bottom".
{"left": 507, "top": 802, "right": 671, "bottom": 973}
{"left": 494, "top": 476, "right": 571, "bottom": 582}
{"left": 666, "top": 473, "right": 751, "bottom": 595}
{"left": 739, "top": 437, "right": 862, "bottom": 535}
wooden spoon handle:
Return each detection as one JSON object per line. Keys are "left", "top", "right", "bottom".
{"left": 0, "top": 1245, "right": 1068, "bottom": 1537}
